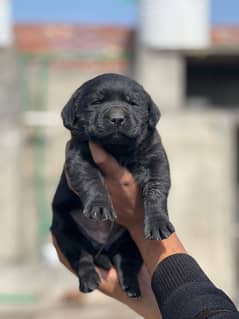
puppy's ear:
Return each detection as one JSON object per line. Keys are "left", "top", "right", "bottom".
{"left": 61, "top": 90, "right": 80, "bottom": 130}
{"left": 148, "top": 97, "right": 161, "bottom": 128}
{"left": 61, "top": 97, "right": 75, "bottom": 130}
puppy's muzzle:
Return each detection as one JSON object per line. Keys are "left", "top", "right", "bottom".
{"left": 106, "top": 108, "right": 126, "bottom": 127}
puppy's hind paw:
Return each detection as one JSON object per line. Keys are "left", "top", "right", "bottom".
{"left": 79, "top": 269, "right": 100, "bottom": 293}
{"left": 123, "top": 284, "right": 141, "bottom": 299}
{"left": 94, "top": 254, "right": 112, "bottom": 270}
{"left": 144, "top": 217, "right": 175, "bottom": 240}
{"left": 83, "top": 205, "right": 116, "bottom": 222}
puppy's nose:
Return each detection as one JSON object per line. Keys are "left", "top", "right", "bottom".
{"left": 110, "top": 116, "right": 125, "bottom": 125}
{"left": 109, "top": 111, "right": 125, "bottom": 125}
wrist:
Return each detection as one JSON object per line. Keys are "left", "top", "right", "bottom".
{"left": 129, "top": 227, "right": 187, "bottom": 276}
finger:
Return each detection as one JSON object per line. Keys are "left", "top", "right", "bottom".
{"left": 96, "top": 267, "right": 113, "bottom": 283}
{"left": 89, "top": 142, "right": 125, "bottom": 180}
{"left": 96, "top": 267, "right": 120, "bottom": 296}
{"left": 89, "top": 142, "right": 135, "bottom": 186}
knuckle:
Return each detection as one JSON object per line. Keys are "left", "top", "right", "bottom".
{"left": 120, "top": 173, "right": 134, "bottom": 186}
{"left": 94, "top": 155, "right": 108, "bottom": 166}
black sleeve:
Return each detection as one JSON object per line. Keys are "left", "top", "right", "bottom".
{"left": 151, "top": 254, "right": 239, "bottom": 319}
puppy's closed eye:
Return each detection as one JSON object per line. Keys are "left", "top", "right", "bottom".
{"left": 90, "top": 93, "right": 105, "bottom": 105}
{"left": 125, "top": 95, "right": 138, "bottom": 106}
{"left": 91, "top": 98, "right": 104, "bottom": 105}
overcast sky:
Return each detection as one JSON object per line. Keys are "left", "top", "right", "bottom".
{"left": 12, "top": 0, "right": 239, "bottom": 26}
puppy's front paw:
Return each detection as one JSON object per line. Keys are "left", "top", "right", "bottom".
{"left": 78, "top": 268, "right": 100, "bottom": 293}
{"left": 83, "top": 202, "right": 116, "bottom": 221}
{"left": 144, "top": 215, "right": 175, "bottom": 240}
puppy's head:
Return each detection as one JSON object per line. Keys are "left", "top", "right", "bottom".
{"left": 62, "top": 73, "right": 160, "bottom": 145}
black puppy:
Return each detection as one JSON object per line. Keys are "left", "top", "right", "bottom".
{"left": 51, "top": 73, "right": 174, "bottom": 296}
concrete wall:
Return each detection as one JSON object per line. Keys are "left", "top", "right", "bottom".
{"left": 159, "top": 111, "right": 238, "bottom": 298}
{"left": 0, "top": 49, "right": 23, "bottom": 261}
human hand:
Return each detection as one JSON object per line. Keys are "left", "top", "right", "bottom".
{"left": 52, "top": 236, "right": 161, "bottom": 319}
{"left": 88, "top": 142, "right": 145, "bottom": 232}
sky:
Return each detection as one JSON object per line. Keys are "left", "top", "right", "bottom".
{"left": 12, "top": 0, "right": 138, "bottom": 26}
{"left": 12, "top": 0, "right": 239, "bottom": 26}
{"left": 211, "top": 0, "right": 239, "bottom": 25}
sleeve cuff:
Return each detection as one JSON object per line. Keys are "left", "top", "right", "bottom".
{"left": 151, "top": 254, "right": 238, "bottom": 319}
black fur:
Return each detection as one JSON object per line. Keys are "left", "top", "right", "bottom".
{"left": 51, "top": 73, "right": 174, "bottom": 295}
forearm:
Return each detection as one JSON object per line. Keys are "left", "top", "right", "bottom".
{"left": 130, "top": 224, "right": 186, "bottom": 276}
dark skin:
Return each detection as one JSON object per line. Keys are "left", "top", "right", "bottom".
{"left": 52, "top": 142, "right": 187, "bottom": 319}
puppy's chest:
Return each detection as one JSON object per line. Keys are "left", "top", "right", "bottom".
{"left": 101, "top": 153, "right": 150, "bottom": 186}
{"left": 81, "top": 146, "right": 151, "bottom": 186}
{"left": 71, "top": 210, "right": 123, "bottom": 244}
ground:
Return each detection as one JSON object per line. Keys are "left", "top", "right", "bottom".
{"left": 0, "top": 262, "right": 141, "bottom": 319}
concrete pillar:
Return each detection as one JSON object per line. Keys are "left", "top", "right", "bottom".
{"left": 136, "top": 49, "right": 185, "bottom": 112}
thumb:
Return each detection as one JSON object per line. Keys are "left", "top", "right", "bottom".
{"left": 89, "top": 142, "right": 125, "bottom": 180}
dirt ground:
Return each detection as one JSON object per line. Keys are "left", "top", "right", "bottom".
{"left": 0, "top": 262, "right": 141, "bottom": 319}
{"left": 1, "top": 299, "right": 140, "bottom": 319}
